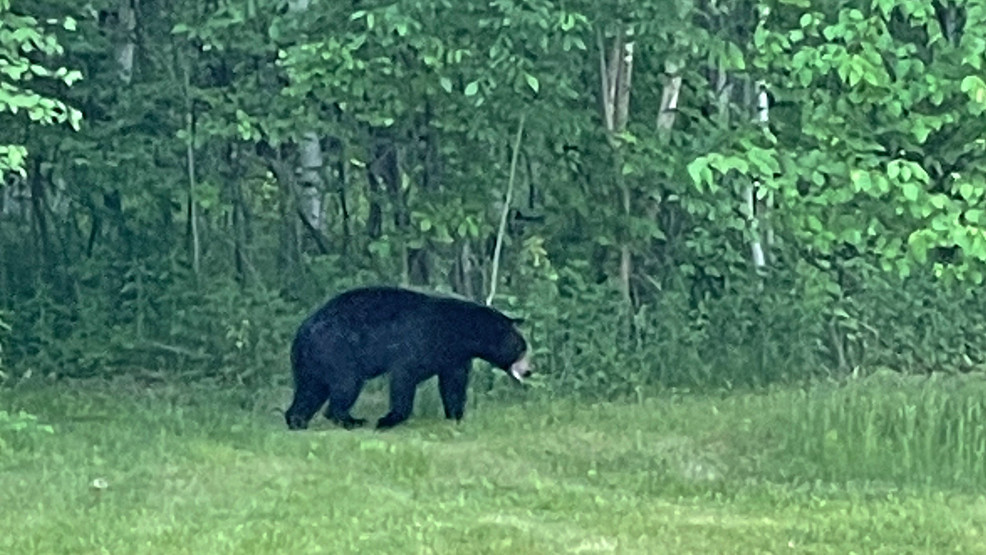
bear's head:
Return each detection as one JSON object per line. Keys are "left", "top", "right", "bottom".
{"left": 490, "top": 317, "right": 533, "bottom": 382}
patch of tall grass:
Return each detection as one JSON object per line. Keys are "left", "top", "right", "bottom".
{"left": 768, "top": 370, "right": 986, "bottom": 488}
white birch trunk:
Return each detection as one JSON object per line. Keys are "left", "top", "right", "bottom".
{"left": 116, "top": 0, "right": 136, "bottom": 84}
{"left": 657, "top": 61, "right": 681, "bottom": 134}
{"left": 297, "top": 131, "right": 325, "bottom": 230}
{"left": 757, "top": 81, "right": 774, "bottom": 257}
{"left": 747, "top": 80, "right": 769, "bottom": 269}
{"left": 288, "top": 0, "right": 325, "bottom": 232}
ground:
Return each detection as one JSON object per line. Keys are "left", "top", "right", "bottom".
{"left": 1, "top": 378, "right": 983, "bottom": 553}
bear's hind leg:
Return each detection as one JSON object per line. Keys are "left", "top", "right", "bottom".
{"left": 376, "top": 367, "right": 419, "bottom": 429}
{"left": 324, "top": 378, "right": 366, "bottom": 429}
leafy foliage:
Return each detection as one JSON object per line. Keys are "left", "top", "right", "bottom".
{"left": 743, "top": 0, "right": 986, "bottom": 282}
{"left": 0, "top": 1, "right": 81, "bottom": 178}
{"left": 2, "top": 0, "right": 986, "bottom": 391}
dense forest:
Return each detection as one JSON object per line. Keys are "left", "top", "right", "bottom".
{"left": 3, "top": 0, "right": 986, "bottom": 392}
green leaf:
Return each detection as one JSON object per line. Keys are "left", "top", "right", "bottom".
{"left": 960, "top": 75, "right": 986, "bottom": 107}
{"left": 912, "top": 120, "right": 931, "bottom": 143}
{"left": 439, "top": 77, "right": 452, "bottom": 93}
{"left": 873, "top": 0, "right": 896, "bottom": 17}
{"left": 686, "top": 158, "right": 710, "bottom": 189}
{"left": 725, "top": 42, "right": 746, "bottom": 70}
{"left": 746, "top": 148, "right": 776, "bottom": 175}
{"left": 823, "top": 26, "right": 842, "bottom": 41}
{"left": 873, "top": 173, "right": 890, "bottom": 195}
{"left": 908, "top": 230, "right": 930, "bottom": 264}
{"left": 851, "top": 169, "right": 871, "bottom": 192}
{"left": 560, "top": 12, "right": 576, "bottom": 31}
{"left": 901, "top": 182, "right": 920, "bottom": 202}
{"left": 701, "top": 166, "right": 714, "bottom": 191}
{"left": 524, "top": 73, "right": 539, "bottom": 94}
{"left": 848, "top": 65, "right": 861, "bottom": 87}
{"left": 862, "top": 66, "right": 885, "bottom": 87}
{"left": 960, "top": 75, "right": 986, "bottom": 94}
{"left": 911, "top": 164, "right": 929, "bottom": 183}
{"left": 464, "top": 81, "right": 479, "bottom": 97}
{"left": 899, "top": 163, "right": 913, "bottom": 181}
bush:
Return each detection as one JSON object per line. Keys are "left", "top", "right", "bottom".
{"left": 3, "top": 251, "right": 986, "bottom": 397}
{"left": 503, "top": 264, "right": 829, "bottom": 398}
{"left": 159, "top": 281, "right": 306, "bottom": 384}
{"left": 4, "top": 276, "right": 306, "bottom": 385}
{"left": 0, "top": 409, "right": 54, "bottom": 453}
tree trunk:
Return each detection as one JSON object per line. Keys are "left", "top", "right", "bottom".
{"left": 333, "top": 139, "right": 351, "bottom": 253}
{"left": 297, "top": 131, "right": 325, "bottom": 231}
{"left": 268, "top": 151, "right": 302, "bottom": 276}
{"left": 95, "top": 0, "right": 138, "bottom": 261}
{"left": 288, "top": 0, "right": 326, "bottom": 239}
{"left": 115, "top": 0, "right": 137, "bottom": 84}
{"left": 598, "top": 26, "right": 635, "bottom": 307}
{"left": 754, "top": 80, "right": 771, "bottom": 268}
{"left": 657, "top": 61, "right": 682, "bottom": 135}
{"left": 28, "top": 159, "right": 51, "bottom": 278}
{"left": 227, "top": 144, "right": 253, "bottom": 285}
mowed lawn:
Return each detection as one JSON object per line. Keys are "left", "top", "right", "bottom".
{"left": 1, "top": 378, "right": 984, "bottom": 554}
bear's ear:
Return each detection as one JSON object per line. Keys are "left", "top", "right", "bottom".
{"left": 509, "top": 316, "right": 526, "bottom": 326}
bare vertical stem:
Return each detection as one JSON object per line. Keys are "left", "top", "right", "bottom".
{"left": 181, "top": 58, "right": 200, "bottom": 277}
{"left": 487, "top": 113, "right": 526, "bottom": 306}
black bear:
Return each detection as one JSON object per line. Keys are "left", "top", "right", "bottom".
{"left": 285, "top": 286, "right": 532, "bottom": 430}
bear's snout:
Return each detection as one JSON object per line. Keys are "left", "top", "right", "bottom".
{"left": 509, "top": 352, "right": 533, "bottom": 382}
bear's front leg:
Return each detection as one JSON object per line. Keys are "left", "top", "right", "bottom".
{"left": 285, "top": 383, "right": 330, "bottom": 430}
{"left": 376, "top": 368, "right": 419, "bottom": 429}
{"left": 439, "top": 365, "right": 469, "bottom": 421}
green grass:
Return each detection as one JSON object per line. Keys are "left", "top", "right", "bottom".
{"left": 2, "top": 375, "right": 985, "bottom": 554}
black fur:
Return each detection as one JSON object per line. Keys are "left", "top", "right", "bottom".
{"left": 285, "top": 286, "right": 530, "bottom": 430}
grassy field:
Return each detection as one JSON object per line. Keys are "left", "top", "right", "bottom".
{"left": 2, "top": 374, "right": 985, "bottom": 554}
